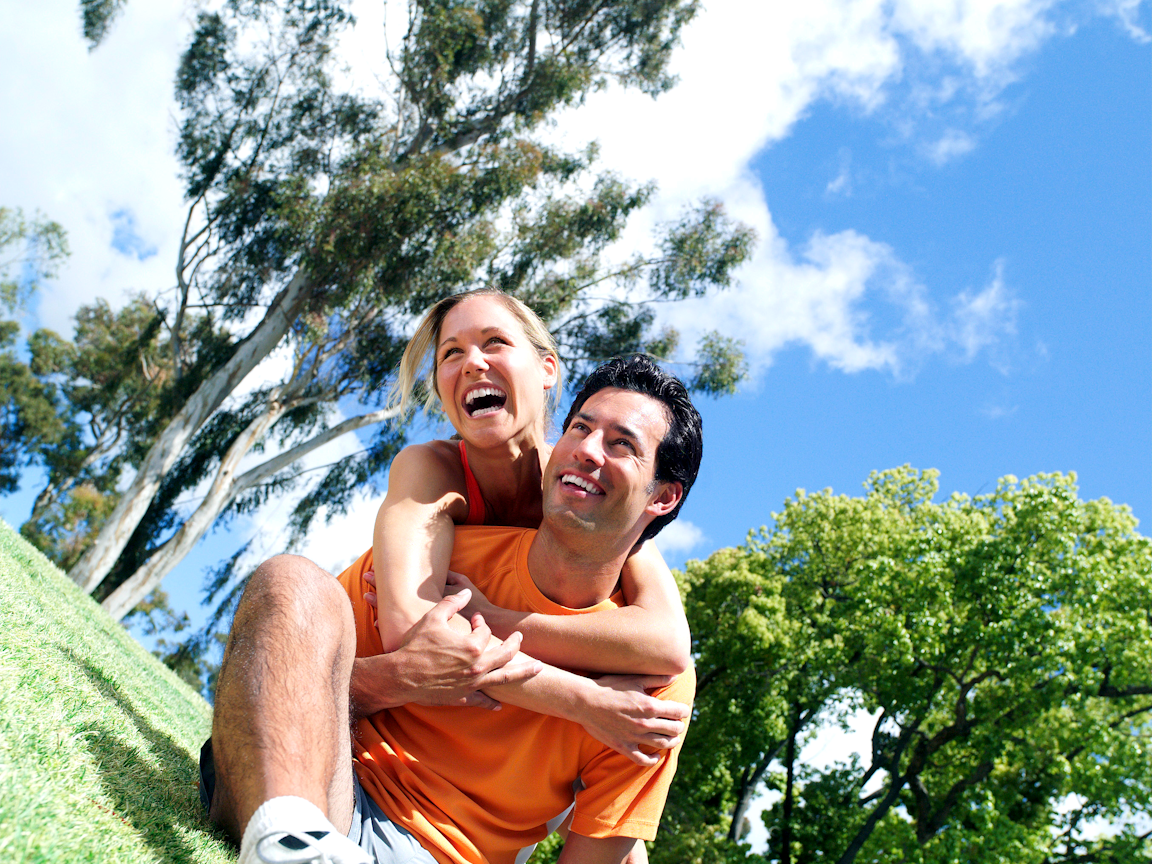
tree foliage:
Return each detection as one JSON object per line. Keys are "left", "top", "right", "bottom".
{"left": 79, "top": 0, "right": 129, "bottom": 49}
{"left": 46, "top": 0, "right": 756, "bottom": 621}
{"left": 660, "top": 468, "right": 1151, "bottom": 864}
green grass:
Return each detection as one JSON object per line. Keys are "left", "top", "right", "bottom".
{"left": 0, "top": 519, "right": 234, "bottom": 864}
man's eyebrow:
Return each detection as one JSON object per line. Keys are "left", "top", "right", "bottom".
{"left": 573, "top": 410, "right": 641, "bottom": 443}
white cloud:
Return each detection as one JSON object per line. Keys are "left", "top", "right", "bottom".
{"left": 653, "top": 519, "right": 705, "bottom": 557}
{"left": 926, "top": 127, "right": 978, "bottom": 163}
{"left": 0, "top": 0, "right": 189, "bottom": 335}
{"left": 950, "top": 261, "right": 1020, "bottom": 362}
{"left": 825, "top": 150, "right": 854, "bottom": 197}
{"left": 1098, "top": 0, "right": 1151, "bottom": 41}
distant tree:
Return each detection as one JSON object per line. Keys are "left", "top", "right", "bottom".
{"left": 0, "top": 207, "right": 69, "bottom": 313}
{"left": 0, "top": 209, "right": 70, "bottom": 494}
{"left": 57, "top": 0, "right": 755, "bottom": 622}
{"left": 79, "top": 0, "right": 128, "bottom": 49}
{"left": 659, "top": 468, "right": 1151, "bottom": 864}
{"left": 15, "top": 296, "right": 234, "bottom": 572}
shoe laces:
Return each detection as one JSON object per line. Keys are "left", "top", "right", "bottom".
{"left": 256, "top": 829, "right": 339, "bottom": 864}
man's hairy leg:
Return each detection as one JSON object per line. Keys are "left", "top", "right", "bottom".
{"left": 209, "top": 554, "right": 357, "bottom": 841}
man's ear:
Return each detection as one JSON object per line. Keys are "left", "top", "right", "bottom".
{"left": 646, "top": 481, "right": 683, "bottom": 518}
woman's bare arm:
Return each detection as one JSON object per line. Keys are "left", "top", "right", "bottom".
{"left": 371, "top": 443, "right": 468, "bottom": 652}
{"left": 449, "top": 541, "right": 691, "bottom": 675}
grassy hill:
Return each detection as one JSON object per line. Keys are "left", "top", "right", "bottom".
{"left": 0, "top": 519, "right": 234, "bottom": 864}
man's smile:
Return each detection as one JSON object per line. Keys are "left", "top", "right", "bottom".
{"left": 560, "top": 473, "right": 604, "bottom": 495}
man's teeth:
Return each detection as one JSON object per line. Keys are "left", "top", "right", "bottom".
{"left": 562, "top": 474, "right": 602, "bottom": 494}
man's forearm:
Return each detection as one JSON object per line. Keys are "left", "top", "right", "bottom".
{"left": 349, "top": 653, "right": 415, "bottom": 718}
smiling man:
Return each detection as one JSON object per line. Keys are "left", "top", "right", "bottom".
{"left": 205, "top": 355, "right": 702, "bottom": 864}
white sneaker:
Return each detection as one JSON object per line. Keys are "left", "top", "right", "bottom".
{"left": 254, "top": 827, "right": 371, "bottom": 864}
{"left": 240, "top": 797, "right": 371, "bottom": 864}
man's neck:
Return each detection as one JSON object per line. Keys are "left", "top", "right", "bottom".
{"left": 525, "top": 526, "right": 636, "bottom": 609}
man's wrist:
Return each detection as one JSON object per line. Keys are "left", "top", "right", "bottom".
{"left": 350, "top": 654, "right": 405, "bottom": 718}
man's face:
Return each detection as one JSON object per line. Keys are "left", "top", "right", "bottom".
{"left": 543, "top": 387, "right": 682, "bottom": 542}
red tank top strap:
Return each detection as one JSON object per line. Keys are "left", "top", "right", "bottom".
{"left": 457, "top": 440, "right": 487, "bottom": 525}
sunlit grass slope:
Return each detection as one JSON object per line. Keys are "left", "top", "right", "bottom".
{"left": 0, "top": 519, "right": 233, "bottom": 863}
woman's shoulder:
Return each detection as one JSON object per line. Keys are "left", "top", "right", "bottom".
{"left": 388, "top": 439, "right": 467, "bottom": 493}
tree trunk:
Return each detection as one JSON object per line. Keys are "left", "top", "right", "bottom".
{"left": 100, "top": 404, "right": 398, "bottom": 621}
{"left": 68, "top": 271, "right": 313, "bottom": 595}
{"left": 728, "top": 742, "right": 784, "bottom": 842}
{"left": 781, "top": 705, "right": 800, "bottom": 864}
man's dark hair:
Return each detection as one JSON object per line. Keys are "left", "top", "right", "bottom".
{"left": 562, "top": 354, "right": 703, "bottom": 543}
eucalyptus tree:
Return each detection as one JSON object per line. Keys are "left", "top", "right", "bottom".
{"left": 659, "top": 468, "right": 1151, "bottom": 864}
{"left": 0, "top": 209, "right": 70, "bottom": 494}
{"left": 63, "top": 0, "right": 755, "bottom": 620}
{"left": 79, "top": 0, "right": 128, "bottom": 47}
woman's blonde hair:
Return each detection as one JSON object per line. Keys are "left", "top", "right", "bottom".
{"left": 389, "top": 288, "right": 563, "bottom": 418}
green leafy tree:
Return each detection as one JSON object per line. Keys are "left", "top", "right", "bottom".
{"left": 0, "top": 208, "right": 70, "bottom": 494}
{"left": 0, "top": 207, "right": 69, "bottom": 314}
{"left": 661, "top": 468, "right": 1151, "bottom": 864}
{"left": 79, "top": 0, "right": 128, "bottom": 48}
{"left": 16, "top": 296, "right": 228, "bottom": 571}
{"left": 58, "top": 0, "right": 756, "bottom": 621}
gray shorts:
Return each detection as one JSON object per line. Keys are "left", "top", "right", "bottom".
{"left": 348, "top": 773, "right": 437, "bottom": 864}
{"left": 199, "top": 739, "right": 436, "bottom": 864}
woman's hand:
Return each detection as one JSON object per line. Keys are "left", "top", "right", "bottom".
{"left": 574, "top": 674, "right": 689, "bottom": 767}
{"left": 443, "top": 570, "right": 497, "bottom": 621}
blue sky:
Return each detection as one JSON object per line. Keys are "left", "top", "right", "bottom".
{"left": 0, "top": 1, "right": 1147, "bottom": 643}
{"left": 672, "top": 12, "right": 1151, "bottom": 565}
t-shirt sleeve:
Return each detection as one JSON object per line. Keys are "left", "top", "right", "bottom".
{"left": 568, "top": 667, "right": 697, "bottom": 842}
{"left": 336, "top": 547, "right": 384, "bottom": 658}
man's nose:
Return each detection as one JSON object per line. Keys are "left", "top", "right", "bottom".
{"left": 571, "top": 430, "right": 606, "bottom": 466}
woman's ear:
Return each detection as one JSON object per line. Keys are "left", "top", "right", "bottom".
{"left": 541, "top": 353, "right": 559, "bottom": 390}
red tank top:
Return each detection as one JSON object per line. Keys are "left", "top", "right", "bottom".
{"left": 457, "top": 441, "right": 487, "bottom": 526}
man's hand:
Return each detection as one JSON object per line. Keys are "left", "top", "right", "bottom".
{"left": 349, "top": 591, "right": 542, "bottom": 717}
{"left": 575, "top": 675, "right": 689, "bottom": 767}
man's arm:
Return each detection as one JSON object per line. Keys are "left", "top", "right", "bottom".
{"left": 557, "top": 833, "right": 646, "bottom": 864}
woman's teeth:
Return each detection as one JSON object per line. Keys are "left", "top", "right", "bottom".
{"left": 465, "top": 386, "right": 507, "bottom": 417}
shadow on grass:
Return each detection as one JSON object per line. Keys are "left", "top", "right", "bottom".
{"left": 61, "top": 645, "right": 234, "bottom": 864}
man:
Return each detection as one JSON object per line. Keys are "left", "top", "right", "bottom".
{"left": 204, "top": 355, "right": 702, "bottom": 864}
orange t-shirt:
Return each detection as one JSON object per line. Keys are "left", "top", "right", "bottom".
{"left": 338, "top": 526, "right": 695, "bottom": 864}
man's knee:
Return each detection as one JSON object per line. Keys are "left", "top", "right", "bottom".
{"left": 237, "top": 554, "right": 351, "bottom": 631}
{"left": 216, "top": 553, "right": 356, "bottom": 692}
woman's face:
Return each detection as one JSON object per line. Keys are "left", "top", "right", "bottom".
{"left": 434, "top": 295, "right": 557, "bottom": 449}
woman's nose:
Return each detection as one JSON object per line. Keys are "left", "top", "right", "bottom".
{"left": 462, "top": 344, "right": 489, "bottom": 375}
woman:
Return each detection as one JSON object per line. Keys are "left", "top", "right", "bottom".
{"left": 366, "top": 287, "right": 690, "bottom": 679}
